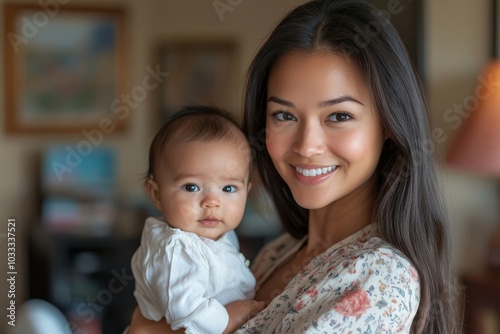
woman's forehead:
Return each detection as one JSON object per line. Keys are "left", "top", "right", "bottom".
{"left": 267, "top": 51, "right": 372, "bottom": 108}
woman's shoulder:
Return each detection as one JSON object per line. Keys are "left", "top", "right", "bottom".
{"left": 317, "top": 231, "right": 419, "bottom": 282}
{"left": 347, "top": 234, "right": 415, "bottom": 266}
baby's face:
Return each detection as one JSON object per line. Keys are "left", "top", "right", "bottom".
{"left": 153, "top": 139, "right": 251, "bottom": 240}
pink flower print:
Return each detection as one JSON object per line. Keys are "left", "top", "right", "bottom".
{"left": 409, "top": 267, "right": 419, "bottom": 282}
{"left": 334, "top": 288, "right": 371, "bottom": 317}
{"left": 306, "top": 285, "right": 318, "bottom": 298}
{"left": 294, "top": 299, "right": 305, "bottom": 311}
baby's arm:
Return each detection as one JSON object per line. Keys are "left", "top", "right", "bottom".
{"left": 155, "top": 240, "right": 228, "bottom": 333}
{"left": 223, "top": 300, "right": 267, "bottom": 333}
{"left": 146, "top": 237, "right": 264, "bottom": 333}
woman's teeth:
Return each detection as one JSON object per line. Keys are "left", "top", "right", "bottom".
{"left": 295, "top": 166, "right": 337, "bottom": 177}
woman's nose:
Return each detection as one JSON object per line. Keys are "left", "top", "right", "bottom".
{"left": 293, "top": 123, "right": 326, "bottom": 157}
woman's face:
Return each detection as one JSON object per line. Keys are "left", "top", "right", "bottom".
{"left": 265, "top": 51, "right": 385, "bottom": 210}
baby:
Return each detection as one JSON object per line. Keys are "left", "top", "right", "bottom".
{"left": 131, "top": 105, "right": 265, "bottom": 334}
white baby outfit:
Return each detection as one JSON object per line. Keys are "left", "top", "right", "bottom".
{"left": 131, "top": 217, "right": 256, "bottom": 334}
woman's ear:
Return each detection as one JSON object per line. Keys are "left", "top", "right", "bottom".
{"left": 144, "top": 179, "right": 162, "bottom": 212}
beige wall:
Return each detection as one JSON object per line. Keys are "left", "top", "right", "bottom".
{"left": 0, "top": 0, "right": 498, "bottom": 333}
{"left": 426, "top": 0, "right": 499, "bottom": 274}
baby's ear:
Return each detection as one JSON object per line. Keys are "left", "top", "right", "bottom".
{"left": 144, "top": 179, "right": 162, "bottom": 211}
{"left": 247, "top": 181, "right": 252, "bottom": 193}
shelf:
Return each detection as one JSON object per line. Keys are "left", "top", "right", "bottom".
{"left": 29, "top": 227, "right": 140, "bottom": 334}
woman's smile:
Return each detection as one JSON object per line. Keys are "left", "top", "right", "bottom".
{"left": 292, "top": 165, "right": 338, "bottom": 185}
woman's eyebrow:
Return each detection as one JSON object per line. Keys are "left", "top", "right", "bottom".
{"left": 267, "top": 95, "right": 364, "bottom": 108}
{"left": 318, "top": 95, "right": 364, "bottom": 107}
{"left": 267, "top": 96, "right": 295, "bottom": 107}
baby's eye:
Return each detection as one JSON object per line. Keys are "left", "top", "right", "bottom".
{"left": 328, "top": 112, "right": 353, "bottom": 122}
{"left": 222, "top": 185, "right": 237, "bottom": 193}
{"left": 183, "top": 184, "right": 199, "bottom": 192}
{"left": 272, "top": 111, "right": 296, "bottom": 121}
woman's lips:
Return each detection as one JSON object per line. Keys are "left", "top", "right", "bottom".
{"left": 292, "top": 165, "right": 337, "bottom": 185}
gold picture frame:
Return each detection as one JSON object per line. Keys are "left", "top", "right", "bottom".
{"left": 4, "top": 3, "right": 127, "bottom": 134}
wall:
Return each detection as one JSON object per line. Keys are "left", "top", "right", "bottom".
{"left": 0, "top": 0, "right": 498, "bottom": 333}
{"left": 426, "top": 0, "right": 499, "bottom": 274}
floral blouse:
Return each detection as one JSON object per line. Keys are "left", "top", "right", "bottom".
{"left": 235, "top": 224, "right": 420, "bottom": 333}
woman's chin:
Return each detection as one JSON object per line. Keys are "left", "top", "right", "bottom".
{"left": 292, "top": 194, "right": 329, "bottom": 210}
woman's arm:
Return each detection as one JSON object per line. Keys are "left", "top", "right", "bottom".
{"left": 128, "top": 300, "right": 267, "bottom": 334}
{"left": 128, "top": 307, "right": 184, "bottom": 334}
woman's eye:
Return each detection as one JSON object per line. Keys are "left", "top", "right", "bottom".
{"left": 272, "top": 111, "right": 296, "bottom": 121}
{"left": 328, "top": 112, "right": 353, "bottom": 122}
{"left": 222, "top": 185, "right": 237, "bottom": 193}
{"left": 183, "top": 184, "right": 199, "bottom": 192}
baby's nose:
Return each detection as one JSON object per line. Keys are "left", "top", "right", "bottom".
{"left": 201, "top": 193, "right": 220, "bottom": 208}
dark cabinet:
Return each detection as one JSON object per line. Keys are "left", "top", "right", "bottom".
{"left": 29, "top": 227, "right": 140, "bottom": 334}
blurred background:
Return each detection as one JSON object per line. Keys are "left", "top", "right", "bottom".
{"left": 0, "top": 0, "right": 499, "bottom": 333}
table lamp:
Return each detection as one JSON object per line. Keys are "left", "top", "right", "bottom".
{"left": 446, "top": 61, "right": 500, "bottom": 272}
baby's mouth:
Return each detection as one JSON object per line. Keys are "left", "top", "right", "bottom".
{"left": 198, "top": 216, "right": 221, "bottom": 227}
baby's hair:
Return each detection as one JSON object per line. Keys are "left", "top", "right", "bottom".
{"left": 146, "top": 104, "right": 250, "bottom": 180}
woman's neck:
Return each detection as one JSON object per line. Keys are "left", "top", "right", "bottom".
{"left": 304, "top": 178, "right": 377, "bottom": 255}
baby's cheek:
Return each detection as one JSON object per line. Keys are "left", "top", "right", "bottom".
{"left": 164, "top": 200, "right": 196, "bottom": 225}
{"left": 229, "top": 200, "right": 247, "bottom": 226}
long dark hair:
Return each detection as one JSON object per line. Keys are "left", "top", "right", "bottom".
{"left": 243, "top": 1, "right": 460, "bottom": 333}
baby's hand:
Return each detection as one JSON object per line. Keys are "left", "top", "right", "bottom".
{"left": 223, "top": 300, "right": 267, "bottom": 334}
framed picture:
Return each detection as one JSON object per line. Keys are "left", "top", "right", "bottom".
{"left": 157, "top": 40, "right": 238, "bottom": 123}
{"left": 4, "top": 4, "right": 127, "bottom": 134}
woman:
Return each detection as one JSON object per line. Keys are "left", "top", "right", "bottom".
{"left": 128, "top": 0, "right": 460, "bottom": 332}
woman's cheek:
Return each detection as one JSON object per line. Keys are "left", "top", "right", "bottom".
{"left": 265, "top": 127, "right": 284, "bottom": 159}
{"left": 338, "top": 132, "right": 365, "bottom": 158}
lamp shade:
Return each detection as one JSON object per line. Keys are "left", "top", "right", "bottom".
{"left": 446, "top": 61, "right": 500, "bottom": 177}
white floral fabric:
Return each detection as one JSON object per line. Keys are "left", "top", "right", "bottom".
{"left": 235, "top": 224, "right": 420, "bottom": 333}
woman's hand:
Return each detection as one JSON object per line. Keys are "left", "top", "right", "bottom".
{"left": 223, "top": 300, "right": 267, "bottom": 334}
{"left": 127, "top": 307, "right": 184, "bottom": 334}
